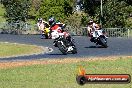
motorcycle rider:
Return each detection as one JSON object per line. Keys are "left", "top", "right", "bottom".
{"left": 87, "top": 20, "right": 101, "bottom": 42}
{"left": 48, "top": 16, "right": 66, "bottom": 33}
{"left": 48, "top": 16, "right": 72, "bottom": 46}
{"left": 37, "top": 18, "right": 46, "bottom": 39}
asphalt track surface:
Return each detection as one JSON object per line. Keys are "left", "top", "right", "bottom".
{"left": 0, "top": 34, "right": 132, "bottom": 61}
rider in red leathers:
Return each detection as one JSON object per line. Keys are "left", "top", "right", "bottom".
{"left": 48, "top": 17, "right": 70, "bottom": 39}
{"left": 48, "top": 16, "right": 72, "bottom": 46}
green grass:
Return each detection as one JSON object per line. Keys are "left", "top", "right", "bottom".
{"left": 0, "top": 58, "right": 131, "bottom": 88}
{"left": 0, "top": 42, "right": 44, "bottom": 58}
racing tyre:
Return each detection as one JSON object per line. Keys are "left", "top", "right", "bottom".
{"left": 100, "top": 37, "right": 108, "bottom": 48}
{"left": 57, "top": 41, "right": 67, "bottom": 55}
{"left": 71, "top": 46, "right": 77, "bottom": 54}
{"left": 45, "top": 34, "right": 49, "bottom": 39}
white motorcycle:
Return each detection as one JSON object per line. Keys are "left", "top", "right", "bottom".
{"left": 51, "top": 30, "right": 77, "bottom": 55}
{"left": 90, "top": 29, "right": 108, "bottom": 48}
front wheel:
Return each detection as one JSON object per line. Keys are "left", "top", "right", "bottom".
{"left": 57, "top": 41, "right": 67, "bottom": 55}
{"left": 99, "top": 37, "right": 108, "bottom": 48}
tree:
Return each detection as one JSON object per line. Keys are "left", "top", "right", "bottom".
{"left": 83, "top": 0, "right": 132, "bottom": 28}
{"left": 29, "top": 0, "right": 42, "bottom": 19}
{"left": 38, "top": 0, "right": 74, "bottom": 21}
{"left": 1, "top": 0, "right": 31, "bottom": 23}
{"left": 102, "top": 0, "right": 132, "bottom": 27}
{"left": 83, "top": 0, "right": 100, "bottom": 16}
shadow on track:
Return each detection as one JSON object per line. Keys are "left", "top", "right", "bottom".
{"left": 84, "top": 46, "right": 107, "bottom": 48}
{"left": 48, "top": 54, "right": 66, "bottom": 55}
{"left": 0, "top": 53, "right": 77, "bottom": 62}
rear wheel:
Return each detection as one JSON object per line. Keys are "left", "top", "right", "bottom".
{"left": 45, "top": 34, "right": 49, "bottom": 39}
{"left": 57, "top": 41, "right": 67, "bottom": 55}
{"left": 71, "top": 46, "right": 77, "bottom": 54}
{"left": 66, "top": 39, "right": 77, "bottom": 54}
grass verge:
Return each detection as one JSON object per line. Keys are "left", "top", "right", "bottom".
{"left": 0, "top": 42, "right": 45, "bottom": 58}
{"left": 0, "top": 57, "right": 131, "bottom": 88}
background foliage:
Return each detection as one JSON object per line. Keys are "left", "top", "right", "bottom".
{"left": 1, "top": 0, "right": 31, "bottom": 23}
{"left": 0, "top": 0, "right": 132, "bottom": 28}
{"left": 83, "top": 0, "right": 132, "bottom": 28}
{"left": 38, "top": 0, "right": 74, "bottom": 21}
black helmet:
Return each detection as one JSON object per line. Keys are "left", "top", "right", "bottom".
{"left": 48, "top": 17, "right": 55, "bottom": 25}
{"left": 38, "top": 18, "right": 43, "bottom": 23}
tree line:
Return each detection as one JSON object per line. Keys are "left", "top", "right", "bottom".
{"left": 1, "top": 0, "right": 132, "bottom": 28}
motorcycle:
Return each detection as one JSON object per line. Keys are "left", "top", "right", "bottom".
{"left": 90, "top": 29, "right": 108, "bottom": 48}
{"left": 51, "top": 30, "right": 77, "bottom": 55}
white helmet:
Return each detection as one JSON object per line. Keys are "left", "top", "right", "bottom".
{"left": 89, "top": 20, "right": 93, "bottom": 23}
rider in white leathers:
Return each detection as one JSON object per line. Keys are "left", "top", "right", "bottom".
{"left": 87, "top": 20, "right": 101, "bottom": 42}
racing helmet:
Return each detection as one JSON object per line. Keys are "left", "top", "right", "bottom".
{"left": 89, "top": 20, "right": 93, "bottom": 23}
{"left": 38, "top": 18, "right": 43, "bottom": 23}
{"left": 89, "top": 20, "right": 94, "bottom": 25}
{"left": 48, "top": 17, "right": 55, "bottom": 25}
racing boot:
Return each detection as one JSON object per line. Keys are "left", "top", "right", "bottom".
{"left": 53, "top": 41, "right": 58, "bottom": 47}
